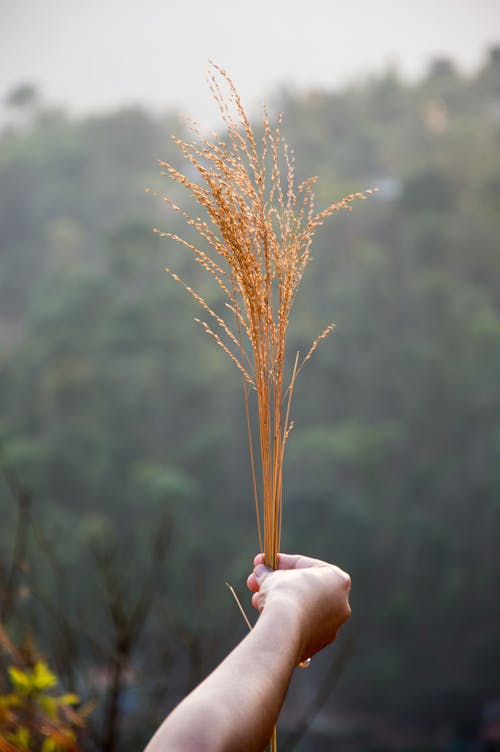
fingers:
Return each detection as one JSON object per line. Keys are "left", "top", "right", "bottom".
{"left": 246, "top": 574, "right": 263, "bottom": 609}
{"left": 248, "top": 552, "right": 329, "bottom": 592}
{"left": 247, "top": 572, "right": 259, "bottom": 592}
{"left": 253, "top": 552, "right": 328, "bottom": 570}
{"left": 248, "top": 553, "right": 270, "bottom": 593}
{"left": 275, "top": 553, "right": 328, "bottom": 570}
{"left": 247, "top": 563, "right": 272, "bottom": 593}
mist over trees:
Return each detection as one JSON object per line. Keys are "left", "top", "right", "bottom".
{"left": 1, "top": 48, "right": 500, "bottom": 751}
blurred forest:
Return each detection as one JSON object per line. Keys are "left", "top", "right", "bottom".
{"left": 1, "top": 48, "right": 500, "bottom": 751}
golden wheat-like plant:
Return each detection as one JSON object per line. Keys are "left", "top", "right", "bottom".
{"left": 156, "top": 62, "right": 372, "bottom": 566}
{"left": 155, "top": 62, "right": 372, "bottom": 750}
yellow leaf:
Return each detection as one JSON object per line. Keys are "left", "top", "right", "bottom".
{"left": 7, "top": 726, "right": 31, "bottom": 749}
{"left": 38, "top": 693, "right": 57, "bottom": 718}
{"left": 32, "top": 661, "right": 57, "bottom": 692}
{"left": 59, "top": 692, "right": 80, "bottom": 706}
{"left": 0, "top": 692, "right": 21, "bottom": 708}
{"left": 41, "top": 738, "right": 57, "bottom": 752}
{"left": 7, "top": 666, "right": 31, "bottom": 695}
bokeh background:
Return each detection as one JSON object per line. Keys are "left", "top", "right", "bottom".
{"left": 1, "top": 2, "right": 500, "bottom": 750}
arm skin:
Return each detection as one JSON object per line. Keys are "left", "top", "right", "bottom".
{"left": 144, "top": 553, "right": 351, "bottom": 752}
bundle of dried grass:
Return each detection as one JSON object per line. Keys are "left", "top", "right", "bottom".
{"left": 155, "top": 63, "right": 372, "bottom": 750}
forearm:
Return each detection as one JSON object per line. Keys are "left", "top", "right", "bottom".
{"left": 144, "top": 598, "right": 302, "bottom": 752}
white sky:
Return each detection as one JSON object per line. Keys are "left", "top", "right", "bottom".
{"left": 1, "top": 0, "right": 499, "bottom": 123}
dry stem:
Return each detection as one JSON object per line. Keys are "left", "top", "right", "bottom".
{"left": 157, "top": 63, "right": 371, "bottom": 570}
{"left": 155, "top": 63, "right": 372, "bottom": 748}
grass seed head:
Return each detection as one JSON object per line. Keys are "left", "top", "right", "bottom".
{"left": 157, "top": 63, "right": 371, "bottom": 567}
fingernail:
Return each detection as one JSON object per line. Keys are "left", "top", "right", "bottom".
{"left": 254, "top": 564, "right": 272, "bottom": 582}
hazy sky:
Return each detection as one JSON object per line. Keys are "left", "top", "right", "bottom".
{"left": 1, "top": 0, "right": 499, "bottom": 123}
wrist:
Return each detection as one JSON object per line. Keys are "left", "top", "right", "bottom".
{"left": 257, "top": 593, "right": 305, "bottom": 664}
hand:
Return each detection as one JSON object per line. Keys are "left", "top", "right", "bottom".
{"left": 247, "top": 553, "right": 351, "bottom": 663}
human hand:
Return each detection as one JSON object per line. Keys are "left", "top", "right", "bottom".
{"left": 247, "top": 553, "right": 351, "bottom": 663}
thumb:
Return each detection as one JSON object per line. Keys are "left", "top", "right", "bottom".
{"left": 254, "top": 563, "right": 272, "bottom": 585}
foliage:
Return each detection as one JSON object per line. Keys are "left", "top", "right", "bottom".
{"left": 0, "top": 631, "right": 87, "bottom": 751}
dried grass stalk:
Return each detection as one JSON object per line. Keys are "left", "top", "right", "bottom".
{"left": 155, "top": 62, "right": 372, "bottom": 748}
{"left": 156, "top": 63, "right": 373, "bottom": 566}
